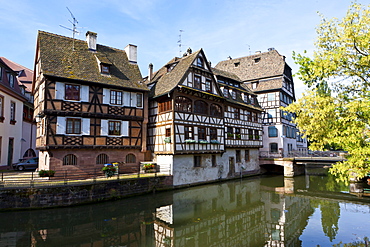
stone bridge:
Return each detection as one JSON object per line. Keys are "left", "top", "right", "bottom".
{"left": 260, "top": 157, "right": 345, "bottom": 177}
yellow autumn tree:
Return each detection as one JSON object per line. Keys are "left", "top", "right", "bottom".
{"left": 285, "top": 3, "right": 370, "bottom": 182}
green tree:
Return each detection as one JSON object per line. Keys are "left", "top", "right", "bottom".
{"left": 285, "top": 3, "right": 370, "bottom": 182}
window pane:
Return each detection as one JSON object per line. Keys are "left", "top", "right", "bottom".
{"left": 65, "top": 84, "right": 80, "bottom": 100}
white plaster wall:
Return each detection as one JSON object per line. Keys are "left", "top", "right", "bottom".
{"left": 0, "top": 94, "right": 24, "bottom": 166}
{"left": 156, "top": 155, "right": 174, "bottom": 175}
{"left": 172, "top": 154, "right": 225, "bottom": 186}
{"left": 220, "top": 148, "right": 260, "bottom": 174}
{"left": 21, "top": 121, "right": 38, "bottom": 158}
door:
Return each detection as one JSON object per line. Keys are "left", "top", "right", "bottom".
{"left": 228, "top": 157, "right": 235, "bottom": 177}
{"left": 7, "top": 138, "right": 14, "bottom": 166}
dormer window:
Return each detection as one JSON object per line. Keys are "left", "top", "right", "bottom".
{"left": 101, "top": 64, "right": 110, "bottom": 75}
{"left": 196, "top": 57, "right": 204, "bottom": 68}
{"left": 234, "top": 62, "right": 240, "bottom": 67}
{"left": 254, "top": 57, "right": 261, "bottom": 63}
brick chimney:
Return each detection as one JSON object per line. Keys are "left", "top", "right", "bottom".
{"left": 86, "top": 31, "right": 97, "bottom": 51}
{"left": 148, "top": 63, "right": 153, "bottom": 82}
{"left": 124, "top": 44, "right": 137, "bottom": 64}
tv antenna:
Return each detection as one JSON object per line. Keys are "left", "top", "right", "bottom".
{"left": 246, "top": 44, "right": 251, "bottom": 55}
{"left": 177, "top": 30, "right": 184, "bottom": 56}
{"left": 60, "top": 7, "right": 80, "bottom": 51}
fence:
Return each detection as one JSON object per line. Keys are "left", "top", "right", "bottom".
{"left": 260, "top": 150, "right": 347, "bottom": 159}
{"left": 0, "top": 166, "right": 171, "bottom": 189}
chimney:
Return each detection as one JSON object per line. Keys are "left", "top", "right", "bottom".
{"left": 148, "top": 63, "right": 153, "bottom": 82}
{"left": 86, "top": 31, "right": 97, "bottom": 51}
{"left": 125, "top": 44, "right": 137, "bottom": 64}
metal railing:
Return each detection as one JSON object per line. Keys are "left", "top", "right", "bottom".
{"left": 260, "top": 150, "right": 347, "bottom": 159}
{"left": 0, "top": 167, "right": 171, "bottom": 189}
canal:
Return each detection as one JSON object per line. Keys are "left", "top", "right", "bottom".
{"left": 1, "top": 169, "right": 370, "bottom": 246}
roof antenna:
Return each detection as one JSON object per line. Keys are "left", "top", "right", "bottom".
{"left": 60, "top": 7, "right": 80, "bottom": 51}
{"left": 177, "top": 30, "right": 184, "bottom": 57}
{"left": 246, "top": 44, "right": 251, "bottom": 55}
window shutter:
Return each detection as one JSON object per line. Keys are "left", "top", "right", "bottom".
{"left": 55, "top": 82, "right": 64, "bottom": 100}
{"left": 121, "top": 121, "right": 129, "bottom": 136}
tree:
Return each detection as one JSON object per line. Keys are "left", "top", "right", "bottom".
{"left": 285, "top": 3, "right": 370, "bottom": 182}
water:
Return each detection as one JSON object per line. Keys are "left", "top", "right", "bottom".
{"left": 1, "top": 170, "right": 370, "bottom": 246}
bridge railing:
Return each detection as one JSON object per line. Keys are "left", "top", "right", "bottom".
{"left": 260, "top": 150, "right": 347, "bottom": 159}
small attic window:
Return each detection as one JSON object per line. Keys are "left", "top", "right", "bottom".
{"left": 196, "top": 57, "right": 204, "bottom": 68}
{"left": 234, "top": 62, "right": 240, "bottom": 67}
{"left": 101, "top": 64, "right": 110, "bottom": 74}
{"left": 254, "top": 57, "right": 261, "bottom": 63}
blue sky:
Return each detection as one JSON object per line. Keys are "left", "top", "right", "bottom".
{"left": 1, "top": 0, "right": 369, "bottom": 96}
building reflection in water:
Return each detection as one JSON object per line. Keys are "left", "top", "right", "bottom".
{"left": 0, "top": 175, "right": 332, "bottom": 247}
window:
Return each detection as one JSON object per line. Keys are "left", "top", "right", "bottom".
{"left": 96, "top": 154, "right": 109, "bottom": 165}
{"left": 270, "top": 143, "right": 278, "bottom": 153}
{"left": 0, "top": 67, "right": 2, "bottom": 81}
{"left": 194, "top": 155, "right": 201, "bottom": 167}
{"left": 0, "top": 95, "right": 4, "bottom": 120}
{"left": 236, "top": 150, "right": 241, "bottom": 163}
{"left": 212, "top": 155, "right": 217, "bottom": 167}
{"left": 205, "top": 79, "right": 212, "bottom": 92}
{"left": 10, "top": 101, "right": 15, "bottom": 121}
{"left": 185, "top": 126, "right": 193, "bottom": 139}
{"left": 268, "top": 126, "right": 278, "bottom": 137}
{"left": 194, "top": 100, "right": 208, "bottom": 115}
{"left": 65, "top": 84, "right": 80, "bottom": 101}
{"left": 210, "top": 104, "right": 222, "bottom": 117}
{"left": 267, "top": 109, "right": 276, "bottom": 119}
{"left": 136, "top": 93, "right": 143, "bottom": 107}
{"left": 252, "top": 112, "right": 257, "bottom": 122}
{"left": 248, "top": 129, "right": 254, "bottom": 140}
{"left": 63, "top": 154, "right": 77, "bottom": 165}
{"left": 234, "top": 108, "right": 240, "bottom": 119}
{"left": 267, "top": 93, "right": 275, "bottom": 101}
{"left": 101, "top": 64, "right": 110, "bottom": 74}
{"left": 108, "top": 121, "right": 121, "bottom": 135}
{"left": 196, "top": 57, "right": 204, "bottom": 67}
{"left": 158, "top": 100, "right": 172, "bottom": 113}
{"left": 246, "top": 111, "right": 251, "bottom": 121}
{"left": 66, "top": 118, "right": 81, "bottom": 134}
{"left": 254, "top": 130, "right": 259, "bottom": 140}
{"left": 175, "top": 96, "right": 192, "bottom": 112}
{"left": 126, "top": 153, "right": 136, "bottom": 163}
{"left": 235, "top": 128, "right": 241, "bottom": 139}
{"left": 254, "top": 57, "right": 261, "bottom": 63}
{"left": 210, "top": 128, "right": 217, "bottom": 140}
{"left": 7, "top": 72, "right": 15, "bottom": 88}
{"left": 232, "top": 90, "right": 236, "bottom": 99}
{"left": 223, "top": 88, "right": 229, "bottom": 97}
{"left": 227, "top": 127, "right": 233, "bottom": 139}
{"left": 165, "top": 128, "right": 171, "bottom": 137}
{"left": 194, "top": 75, "right": 201, "bottom": 89}
{"left": 245, "top": 150, "right": 250, "bottom": 161}
{"left": 110, "top": 90, "right": 123, "bottom": 105}
{"left": 244, "top": 94, "right": 249, "bottom": 103}
{"left": 198, "top": 127, "right": 206, "bottom": 140}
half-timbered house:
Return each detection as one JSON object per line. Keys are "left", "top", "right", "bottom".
{"left": 146, "top": 48, "right": 263, "bottom": 186}
{"left": 32, "top": 31, "right": 149, "bottom": 176}
{"left": 215, "top": 49, "right": 307, "bottom": 157}
{"left": 212, "top": 68, "right": 263, "bottom": 177}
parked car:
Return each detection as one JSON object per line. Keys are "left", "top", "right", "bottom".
{"left": 12, "top": 157, "right": 39, "bottom": 171}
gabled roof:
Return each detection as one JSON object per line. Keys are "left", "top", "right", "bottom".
{"left": 36, "top": 31, "right": 148, "bottom": 91}
{"left": 215, "top": 49, "right": 288, "bottom": 82}
{"left": 0, "top": 57, "right": 33, "bottom": 92}
{"left": 148, "top": 50, "right": 202, "bottom": 98}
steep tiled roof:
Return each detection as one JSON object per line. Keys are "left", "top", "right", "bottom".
{"left": 215, "top": 49, "right": 286, "bottom": 82}
{"left": 37, "top": 31, "right": 147, "bottom": 91}
{"left": 211, "top": 67, "right": 241, "bottom": 82}
{"left": 148, "top": 50, "right": 201, "bottom": 98}
{"left": 246, "top": 77, "right": 283, "bottom": 92}
{"left": 0, "top": 57, "right": 33, "bottom": 92}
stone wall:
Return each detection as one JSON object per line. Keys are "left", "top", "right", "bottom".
{"left": 0, "top": 176, "right": 173, "bottom": 211}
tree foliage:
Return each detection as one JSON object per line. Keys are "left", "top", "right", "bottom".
{"left": 285, "top": 3, "right": 370, "bottom": 182}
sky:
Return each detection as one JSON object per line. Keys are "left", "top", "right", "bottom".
{"left": 1, "top": 0, "right": 370, "bottom": 97}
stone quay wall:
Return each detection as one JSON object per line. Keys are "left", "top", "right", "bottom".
{"left": 0, "top": 176, "right": 173, "bottom": 211}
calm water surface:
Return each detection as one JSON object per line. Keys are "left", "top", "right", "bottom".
{"left": 1, "top": 170, "right": 370, "bottom": 247}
